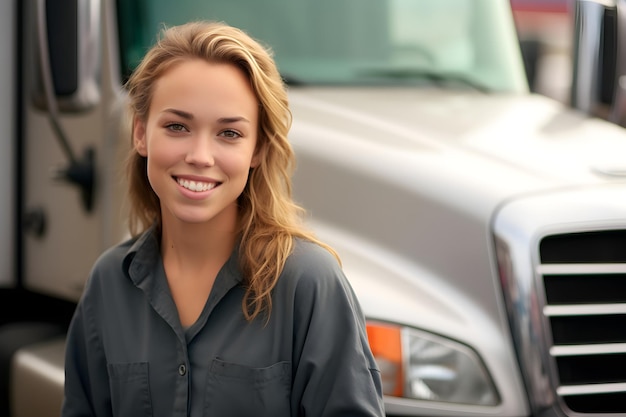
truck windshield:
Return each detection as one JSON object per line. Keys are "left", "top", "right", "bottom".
{"left": 117, "top": 0, "right": 528, "bottom": 93}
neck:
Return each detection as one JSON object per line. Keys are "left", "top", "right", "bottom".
{"left": 160, "top": 210, "right": 239, "bottom": 275}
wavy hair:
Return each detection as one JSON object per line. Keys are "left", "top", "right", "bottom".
{"left": 124, "top": 21, "right": 339, "bottom": 321}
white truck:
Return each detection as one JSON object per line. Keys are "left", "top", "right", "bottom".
{"left": 2, "top": 0, "right": 626, "bottom": 416}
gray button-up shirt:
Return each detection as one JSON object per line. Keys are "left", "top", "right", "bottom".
{"left": 61, "top": 226, "right": 384, "bottom": 417}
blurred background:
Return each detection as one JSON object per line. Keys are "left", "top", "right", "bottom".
{"left": 511, "top": 0, "right": 572, "bottom": 103}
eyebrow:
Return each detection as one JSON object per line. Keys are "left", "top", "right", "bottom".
{"left": 161, "top": 108, "right": 250, "bottom": 124}
{"left": 217, "top": 116, "right": 250, "bottom": 124}
{"left": 162, "top": 108, "right": 193, "bottom": 120}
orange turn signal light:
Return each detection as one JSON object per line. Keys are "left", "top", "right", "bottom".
{"left": 366, "top": 322, "right": 404, "bottom": 397}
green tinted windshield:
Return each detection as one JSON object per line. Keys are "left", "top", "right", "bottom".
{"left": 117, "top": 0, "right": 528, "bottom": 92}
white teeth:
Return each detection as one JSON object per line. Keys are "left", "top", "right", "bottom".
{"left": 177, "top": 178, "right": 216, "bottom": 192}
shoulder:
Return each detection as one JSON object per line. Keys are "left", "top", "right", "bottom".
{"left": 82, "top": 234, "right": 140, "bottom": 293}
{"left": 91, "top": 236, "right": 136, "bottom": 275}
{"left": 287, "top": 238, "right": 339, "bottom": 266}
{"left": 279, "top": 238, "right": 360, "bottom": 310}
{"left": 279, "top": 239, "right": 371, "bottom": 356}
{"left": 282, "top": 238, "right": 343, "bottom": 285}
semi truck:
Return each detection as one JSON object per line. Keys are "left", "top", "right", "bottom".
{"left": 2, "top": 0, "right": 626, "bottom": 416}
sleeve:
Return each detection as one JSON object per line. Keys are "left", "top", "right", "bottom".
{"left": 289, "top": 245, "right": 385, "bottom": 417}
{"left": 60, "top": 272, "right": 113, "bottom": 417}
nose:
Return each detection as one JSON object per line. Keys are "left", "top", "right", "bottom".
{"left": 184, "top": 135, "right": 214, "bottom": 167}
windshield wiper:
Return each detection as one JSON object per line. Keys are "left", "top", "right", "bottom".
{"left": 355, "top": 67, "right": 490, "bottom": 93}
{"left": 281, "top": 74, "right": 306, "bottom": 86}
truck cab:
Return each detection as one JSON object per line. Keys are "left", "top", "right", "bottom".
{"left": 2, "top": 0, "right": 626, "bottom": 416}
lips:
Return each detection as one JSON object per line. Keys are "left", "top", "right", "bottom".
{"left": 175, "top": 177, "right": 218, "bottom": 192}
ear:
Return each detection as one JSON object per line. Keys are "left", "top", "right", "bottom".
{"left": 133, "top": 117, "right": 148, "bottom": 157}
{"left": 250, "top": 145, "right": 263, "bottom": 168}
{"left": 250, "top": 149, "right": 263, "bottom": 168}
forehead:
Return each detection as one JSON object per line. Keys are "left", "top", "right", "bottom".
{"left": 150, "top": 59, "right": 258, "bottom": 118}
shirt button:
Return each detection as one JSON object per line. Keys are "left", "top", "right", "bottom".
{"left": 178, "top": 364, "right": 187, "bottom": 376}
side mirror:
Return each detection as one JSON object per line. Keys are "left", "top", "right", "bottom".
{"left": 32, "top": 0, "right": 101, "bottom": 113}
{"left": 570, "top": 0, "right": 626, "bottom": 127}
{"left": 30, "top": 0, "right": 101, "bottom": 213}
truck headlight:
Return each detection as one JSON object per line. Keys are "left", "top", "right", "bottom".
{"left": 367, "top": 322, "right": 500, "bottom": 406}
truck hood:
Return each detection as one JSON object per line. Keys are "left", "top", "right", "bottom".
{"left": 287, "top": 87, "right": 626, "bottom": 399}
{"left": 289, "top": 88, "right": 626, "bottom": 192}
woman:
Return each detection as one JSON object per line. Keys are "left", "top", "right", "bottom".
{"left": 61, "top": 21, "right": 384, "bottom": 417}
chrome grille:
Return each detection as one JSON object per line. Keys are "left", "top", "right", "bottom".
{"left": 538, "top": 230, "right": 626, "bottom": 414}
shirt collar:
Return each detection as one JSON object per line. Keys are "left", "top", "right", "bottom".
{"left": 122, "top": 223, "right": 161, "bottom": 287}
{"left": 122, "top": 223, "right": 244, "bottom": 289}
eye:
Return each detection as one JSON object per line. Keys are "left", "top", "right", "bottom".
{"left": 165, "top": 123, "right": 188, "bottom": 133}
{"left": 219, "top": 129, "right": 242, "bottom": 139}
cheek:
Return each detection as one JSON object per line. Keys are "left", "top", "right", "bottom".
{"left": 230, "top": 153, "right": 258, "bottom": 179}
{"left": 216, "top": 144, "right": 257, "bottom": 174}
{"left": 146, "top": 140, "right": 183, "bottom": 167}
{"left": 144, "top": 142, "right": 181, "bottom": 186}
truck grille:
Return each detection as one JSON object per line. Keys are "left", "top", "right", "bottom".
{"left": 538, "top": 230, "right": 626, "bottom": 414}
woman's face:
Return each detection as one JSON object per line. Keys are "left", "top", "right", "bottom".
{"left": 133, "top": 59, "right": 260, "bottom": 229}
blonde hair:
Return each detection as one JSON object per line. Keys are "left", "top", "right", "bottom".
{"left": 124, "top": 21, "right": 339, "bottom": 320}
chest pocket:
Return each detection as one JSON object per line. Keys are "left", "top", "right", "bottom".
{"left": 108, "top": 362, "right": 153, "bottom": 416}
{"left": 204, "top": 359, "right": 291, "bottom": 416}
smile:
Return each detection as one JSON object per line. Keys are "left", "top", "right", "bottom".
{"left": 176, "top": 177, "right": 218, "bottom": 192}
